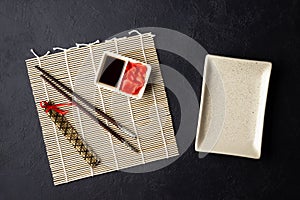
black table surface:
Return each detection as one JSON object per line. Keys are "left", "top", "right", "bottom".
{"left": 0, "top": 0, "right": 299, "bottom": 199}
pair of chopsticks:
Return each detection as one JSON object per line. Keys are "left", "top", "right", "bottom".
{"left": 35, "top": 66, "right": 139, "bottom": 153}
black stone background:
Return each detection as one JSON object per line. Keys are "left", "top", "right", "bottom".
{"left": 0, "top": 0, "right": 299, "bottom": 199}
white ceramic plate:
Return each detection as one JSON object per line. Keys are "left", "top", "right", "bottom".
{"left": 195, "top": 55, "right": 271, "bottom": 159}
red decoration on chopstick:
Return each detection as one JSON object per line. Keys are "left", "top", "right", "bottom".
{"left": 40, "top": 101, "right": 73, "bottom": 115}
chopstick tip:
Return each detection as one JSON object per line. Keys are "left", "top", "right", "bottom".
{"left": 118, "top": 124, "right": 137, "bottom": 138}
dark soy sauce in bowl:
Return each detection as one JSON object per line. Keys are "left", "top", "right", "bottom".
{"left": 98, "top": 55, "right": 125, "bottom": 87}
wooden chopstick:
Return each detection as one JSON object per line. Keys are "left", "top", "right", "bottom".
{"left": 34, "top": 65, "right": 136, "bottom": 138}
{"left": 40, "top": 74, "right": 139, "bottom": 153}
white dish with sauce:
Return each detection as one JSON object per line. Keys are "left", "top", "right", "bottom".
{"left": 95, "top": 51, "right": 151, "bottom": 99}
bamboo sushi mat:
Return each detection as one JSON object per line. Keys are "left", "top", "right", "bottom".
{"left": 25, "top": 32, "right": 178, "bottom": 185}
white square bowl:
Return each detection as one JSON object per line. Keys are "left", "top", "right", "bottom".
{"left": 95, "top": 51, "right": 151, "bottom": 99}
{"left": 195, "top": 55, "right": 272, "bottom": 159}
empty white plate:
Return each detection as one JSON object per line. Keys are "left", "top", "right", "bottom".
{"left": 195, "top": 55, "right": 271, "bottom": 159}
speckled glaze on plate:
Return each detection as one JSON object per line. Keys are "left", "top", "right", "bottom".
{"left": 195, "top": 55, "right": 271, "bottom": 159}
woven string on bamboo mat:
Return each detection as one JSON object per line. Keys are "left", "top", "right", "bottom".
{"left": 25, "top": 32, "right": 178, "bottom": 185}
